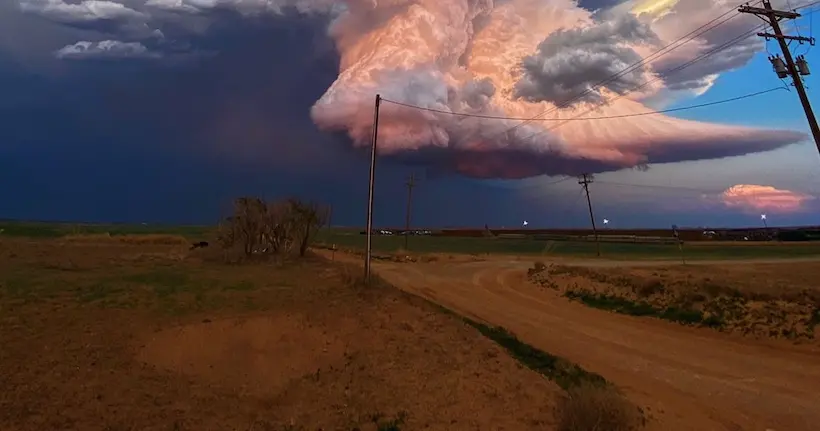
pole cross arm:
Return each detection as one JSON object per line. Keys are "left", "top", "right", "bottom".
{"left": 757, "top": 32, "right": 815, "bottom": 44}
{"left": 738, "top": 5, "right": 800, "bottom": 19}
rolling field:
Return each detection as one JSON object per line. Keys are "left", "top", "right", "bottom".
{"left": 0, "top": 220, "right": 210, "bottom": 238}
{"left": 5, "top": 220, "right": 820, "bottom": 430}
{"left": 315, "top": 228, "right": 820, "bottom": 260}
{"left": 5, "top": 221, "right": 820, "bottom": 261}
{"left": 0, "top": 229, "right": 640, "bottom": 431}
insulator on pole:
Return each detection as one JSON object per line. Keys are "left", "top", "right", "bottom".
{"left": 770, "top": 55, "right": 789, "bottom": 78}
{"left": 797, "top": 55, "right": 811, "bottom": 76}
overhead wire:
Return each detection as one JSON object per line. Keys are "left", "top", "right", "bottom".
{"left": 519, "top": 20, "right": 773, "bottom": 141}
{"left": 377, "top": 0, "right": 820, "bottom": 127}
{"left": 506, "top": 175, "right": 574, "bottom": 190}
{"left": 470, "top": 0, "right": 763, "bottom": 144}
{"left": 593, "top": 180, "right": 729, "bottom": 194}
{"left": 533, "top": 0, "right": 820, "bottom": 138}
{"left": 380, "top": 86, "right": 786, "bottom": 121}
{"left": 794, "top": 1, "right": 818, "bottom": 54}
{"left": 374, "top": 0, "right": 820, "bottom": 202}
{"left": 386, "top": 0, "right": 820, "bottom": 135}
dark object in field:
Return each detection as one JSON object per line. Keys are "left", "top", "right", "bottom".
{"left": 190, "top": 241, "right": 209, "bottom": 250}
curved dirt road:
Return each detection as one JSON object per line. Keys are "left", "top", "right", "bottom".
{"left": 370, "top": 258, "right": 820, "bottom": 431}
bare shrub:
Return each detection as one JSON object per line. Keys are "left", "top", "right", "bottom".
{"left": 555, "top": 383, "right": 642, "bottom": 431}
{"left": 528, "top": 261, "right": 547, "bottom": 276}
{"left": 216, "top": 196, "right": 329, "bottom": 263}
{"left": 288, "top": 199, "right": 328, "bottom": 257}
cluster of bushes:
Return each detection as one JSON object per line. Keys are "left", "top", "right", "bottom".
{"left": 215, "top": 197, "right": 329, "bottom": 262}
{"left": 777, "top": 229, "right": 820, "bottom": 241}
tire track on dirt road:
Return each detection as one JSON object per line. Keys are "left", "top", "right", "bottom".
{"left": 372, "top": 258, "right": 820, "bottom": 431}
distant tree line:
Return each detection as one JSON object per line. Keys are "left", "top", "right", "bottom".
{"left": 216, "top": 197, "right": 329, "bottom": 262}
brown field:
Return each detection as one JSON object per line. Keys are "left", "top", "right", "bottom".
{"left": 61, "top": 233, "right": 191, "bottom": 245}
{"left": 428, "top": 227, "right": 820, "bottom": 242}
{"left": 684, "top": 240, "right": 820, "bottom": 247}
{"left": 529, "top": 261, "right": 820, "bottom": 341}
{"left": 7, "top": 233, "right": 820, "bottom": 431}
{"left": 1, "top": 236, "right": 645, "bottom": 431}
{"left": 321, "top": 250, "right": 820, "bottom": 431}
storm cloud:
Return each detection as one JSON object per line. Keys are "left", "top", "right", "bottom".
{"left": 8, "top": 0, "right": 809, "bottom": 180}
{"left": 55, "top": 40, "right": 161, "bottom": 59}
{"left": 19, "top": 0, "right": 163, "bottom": 39}
{"left": 514, "top": 13, "right": 660, "bottom": 106}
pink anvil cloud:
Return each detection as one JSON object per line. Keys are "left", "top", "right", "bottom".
{"left": 720, "top": 184, "right": 815, "bottom": 214}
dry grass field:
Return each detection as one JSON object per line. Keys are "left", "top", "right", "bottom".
{"left": 342, "top": 252, "right": 820, "bottom": 431}
{"left": 0, "top": 235, "right": 643, "bottom": 431}
{"left": 529, "top": 261, "right": 820, "bottom": 342}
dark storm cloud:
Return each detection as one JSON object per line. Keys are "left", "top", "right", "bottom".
{"left": 0, "top": 0, "right": 811, "bottom": 225}
{"left": 0, "top": 6, "right": 539, "bottom": 226}
{"left": 576, "top": 0, "right": 629, "bottom": 12}
{"left": 18, "top": 0, "right": 162, "bottom": 39}
{"left": 659, "top": 33, "right": 761, "bottom": 92}
{"left": 0, "top": 10, "right": 503, "bottom": 225}
{"left": 514, "top": 13, "right": 660, "bottom": 107}
{"left": 2, "top": 13, "right": 338, "bottom": 213}
{"left": 55, "top": 40, "right": 161, "bottom": 59}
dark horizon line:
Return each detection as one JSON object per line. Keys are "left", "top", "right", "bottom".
{"left": 1, "top": 218, "right": 817, "bottom": 232}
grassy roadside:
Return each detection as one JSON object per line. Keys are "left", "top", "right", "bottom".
{"left": 355, "top": 271, "right": 609, "bottom": 391}
{"left": 563, "top": 290, "right": 725, "bottom": 329}
{"left": 530, "top": 262, "right": 820, "bottom": 341}
{"left": 356, "top": 270, "right": 645, "bottom": 430}
{"left": 464, "top": 320, "right": 608, "bottom": 390}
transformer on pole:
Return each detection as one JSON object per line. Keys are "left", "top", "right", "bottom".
{"left": 740, "top": 0, "right": 820, "bottom": 158}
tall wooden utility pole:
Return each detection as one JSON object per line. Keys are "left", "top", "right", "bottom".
{"left": 578, "top": 174, "right": 601, "bottom": 257}
{"left": 364, "top": 94, "right": 381, "bottom": 282}
{"left": 739, "top": 1, "right": 820, "bottom": 156}
{"left": 404, "top": 173, "right": 416, "bottom": 250}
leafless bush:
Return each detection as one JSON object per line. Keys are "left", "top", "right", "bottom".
{"left": 216, "top": 196, "right": 329, "bottom": 262}
{"left": 528, "top": 261, "right": 547, "bottom": 276}
{"left": 555, "top": 383, "right": 642, "bottom": 431}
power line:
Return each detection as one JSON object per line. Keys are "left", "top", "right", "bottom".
{"left": 578, "top": 174, "right": 601, "bottom": 257}
{"left": 530, "top": 0, "right": 820, "bottom": 139}
{"left": 404, "top": 172, "right": 415, "bottom": 250}
{"left": 520, "top": 19, "right": 773, "bottom": 141}
{"left": 511, "top": 175, "right": 574, "bottom": 191}
{"left": 380, "top": 86, "right": 785, "bottom": 121}
{"left": 594, "top": 180, "right": 729, "bottom": 194}
{"left": 513, "top": 175, "right": 729, "bottom": 195}
{"left": 473, "top": 0, "right": 760, "bottom": 144}
{"left": 375, "top": 0, "right": 820, "bottom": 138}
{"left": 380, "top": 2, "right": 783, "bottom": 141}
{"left": 740, "top": 0, "right": 820, "bottom": 157}
{"left": 364, "top": 94, "right": 381, "bottom": 282}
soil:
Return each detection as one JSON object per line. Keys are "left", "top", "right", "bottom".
{"left": 340, "top": 253, "right": 820, "bottom": 431}
{"left": 0, "top": 238, "right": 561, "bottom": 430}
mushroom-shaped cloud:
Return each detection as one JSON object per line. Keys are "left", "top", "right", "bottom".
{"left": 305, "top": 0, "right": 805, "bottom": 179}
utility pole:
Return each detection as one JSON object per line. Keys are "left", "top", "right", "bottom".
{"left": 578, "top": 174, "right": 601, "bottom": 257}
{"left": 739, "top": 0, "right": 820, "bottom": 156}
{"left": 404, "top": 173, "right": 415, "bottom": 250}
{"left": 364, "top": 94, "right": 381, "bottom": 282}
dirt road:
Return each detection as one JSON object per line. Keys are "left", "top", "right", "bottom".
{"left": 370, "top": 257, "right": 820, "bottom": 431}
